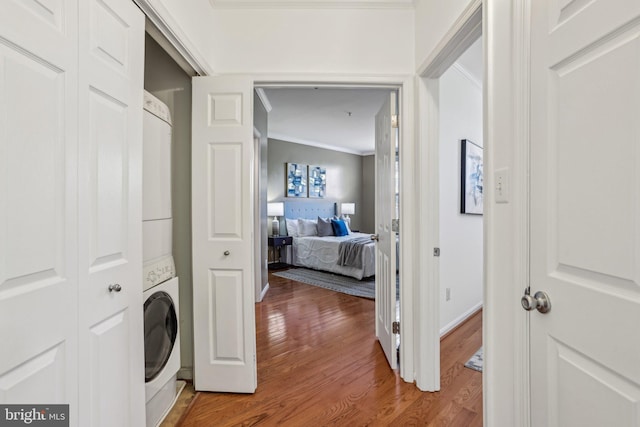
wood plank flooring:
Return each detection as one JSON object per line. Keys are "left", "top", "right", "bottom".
{"left": 178, "top": 272, "right": 482, "bottom": 426}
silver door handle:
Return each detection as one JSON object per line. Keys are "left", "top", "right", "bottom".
{"left": 371, "top": 235, "right": 379, "bottom": 241}
{"left": 521, "top": 289, "right": 551, "bottom": 313}
{"left": 108, "top": 284, "right": 122, "bottom": 292}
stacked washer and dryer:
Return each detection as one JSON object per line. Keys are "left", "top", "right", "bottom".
{"left": 142, "top": 91, "right": 181, "bottom": 427}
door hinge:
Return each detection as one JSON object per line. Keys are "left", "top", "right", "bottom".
{"left": 433, "top": 247, "right": 440, "bottom": 257}
{"left": 391, "top": 114, "right": 399, "bottom": 129}
{"left": 392, "top": 218, "right": 399, "bottom": 233}
{"left": 392, "top": 321, "right": 400, "bottom": 334}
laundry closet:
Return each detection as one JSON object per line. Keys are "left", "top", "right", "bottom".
{"left": 143, "top": 32, "right": 194, "bottom": 425}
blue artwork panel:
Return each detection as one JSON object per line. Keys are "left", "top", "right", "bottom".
{"left": 460, "top": 139, "right": 483, "bottom": 215}
{"left": 287, "top": 163, "right": 307, "bottom": 198}
{"left": 308, "top": 165, "right": 326, "bottom": 198}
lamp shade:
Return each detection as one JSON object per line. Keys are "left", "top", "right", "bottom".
{"left": 341, "top": 202, "right": 355, "bottom": 215}
{"left": 267, "top": 202, "right": 284, "bottom": 217}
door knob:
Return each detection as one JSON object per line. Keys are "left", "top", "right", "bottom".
{"left": 108, "top": 284, "right": 122, "bottom": 292}
{"left": 521, "top": 289, "right": 551, "bottom": 313}
{"left": 371, "top": 235, "right": 379, "bottom": 241}
{"left": 224, "top": 250, "right": 230, "bottom": 256}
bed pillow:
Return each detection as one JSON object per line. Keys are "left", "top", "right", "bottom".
{"left": 298, "top": 218, "right": 318, "bottom": 237}
{"left": 331, "top": 218, "right": 349, "bottom": 237}
{"left": 339, "top": 215, "right": 352, "bottom": 233}
{"left": 285, "top": 218, "right": 299, "bottom": 237}
{"left": 316, "top": 216, "right": 335, "bottom": 237}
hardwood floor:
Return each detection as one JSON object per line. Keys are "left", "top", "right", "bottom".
{"left": 178, "top": 272, "right": 482, "bottom": 426}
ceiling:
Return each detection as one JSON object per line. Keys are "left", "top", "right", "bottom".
{"left": 262, "top": 38, "right": 482, "bottom": 156}
{"left": 263, "top": 87, "right": 392, "bottom": 155}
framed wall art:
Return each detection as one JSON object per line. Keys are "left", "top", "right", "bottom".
{"left": 308, "top": 165, "right": 326, "bottom": 198}
{"left": 460, "top": 139, "right": 483, "bottom": 215}
{"left": 286, "top": 163, "right": 307, "bottom": 198}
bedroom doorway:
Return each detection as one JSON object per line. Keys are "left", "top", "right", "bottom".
{"left": 256, "top": 85, "right": 402, "bottom": 370}
{"left": 415, "top": 0, "right": 484, "bottom": 392}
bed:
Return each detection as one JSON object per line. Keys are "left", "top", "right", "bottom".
{"left": 283, "top": 201, "right": 376, "bottom": 280}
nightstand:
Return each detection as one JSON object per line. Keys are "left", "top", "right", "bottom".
{"left": 268, "top": 235, "right": 293, "bottom": 270}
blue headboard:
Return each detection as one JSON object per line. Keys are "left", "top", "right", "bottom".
{"left": 284, "top": 201, "right": 336, "bottom": 220}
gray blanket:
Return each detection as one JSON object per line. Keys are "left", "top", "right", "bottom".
{"left": 337, "top": 236, "right": 372, "bottom": 269}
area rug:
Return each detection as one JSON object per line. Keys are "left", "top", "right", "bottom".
{"left": 272, "top": 268, "right": 375, "bottom": 299}
{"left": 464, "top": 346, "right": 483, "bottom": 372}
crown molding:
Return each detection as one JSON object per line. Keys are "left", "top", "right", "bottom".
{"left": 451, "top": 62, "right": 482, "bottom": 89}
{"left": 134, "top": 0, "right": 214, "bottom": 76}
{"left": 269, "top": 133, "right": 369, "bottom": 156}
{"left": 210, "top": 0, "right": 415, "bottom": 10}
{"left": 255, "top": 88, "right": 273, "bottom": 113}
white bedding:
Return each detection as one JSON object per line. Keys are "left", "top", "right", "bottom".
{"left": 292, "top": 232, "right": 376, "bottom": 280}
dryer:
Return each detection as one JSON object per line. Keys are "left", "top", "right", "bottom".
{"left": 142, "top": 91, "right": 180, "bottom": 427}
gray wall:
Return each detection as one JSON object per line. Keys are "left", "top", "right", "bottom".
{"left": 254, "top": 92, "right": 269, "bottom": 296}
{"left": 144, "top": 34, "right": 193, "bottom": 379}
{"left": 267, "top": 139, "right": 373, "bottom": 232}
{"left": 361, "top": 155, "right": 375, "bottom": 233}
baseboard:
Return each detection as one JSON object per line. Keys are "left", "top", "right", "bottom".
{"left": 177, "top": 367, "right": 193, "bottom": 381}
{"left": 259, "top": 282, "right": 270, "bottom": 302}
{"left": 440, "top": 302, "right": 483, "bottom": 338}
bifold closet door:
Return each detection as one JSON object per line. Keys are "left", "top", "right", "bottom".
{"left": 0, "top": 0, "right": 80, "bottom": 414}
{"left": 77, "top": 0, "right": 145, "bottom": 425}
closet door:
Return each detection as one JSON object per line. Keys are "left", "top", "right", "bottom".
{"left": 0, "top": 0, "right": 79, "bottom": 415}
{"left": 77, "top": 0, "right": 145, "bottom": 425}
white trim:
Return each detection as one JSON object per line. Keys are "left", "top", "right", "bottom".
{"left": 513, "top": 0, "right": 532, "bottom": 425}
{"left": 134, "top": 0, "right": 214, "bottom": 76}
{"left": 415, "top": 0, "right": 483, "bottom": 393}
{"left": 439, "top": 302, "right": 483, "bottom": 337}
{"left": 258, "top": 282, "right": 270, "bottom": 303}
{"left": 255, "top": 88, "right": 273, "bottom": 113}
{"left": 484, "top": 0, "right": 529, "bottom": 425}
{"left": 452, "top": 63, "right": 482, "bottom": 89}
{"left": 254, "top": 74, "right": 415, "bottom": 384}
{"left": 268, "top": 132, "right": 369, "bottom": 156}
{"left": 417, "top": 0, "right": 482, "bottom": 78}
{"left": 254, "top": 125, "right": 264, "bottom": 305}
{"left": 210, "top": 0, "right": 415, "bottom": 10}
{"left": 415, "top": 76, "right": 440, "bottom": 392}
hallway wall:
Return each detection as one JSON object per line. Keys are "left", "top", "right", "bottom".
{"left": 144, "top": 1, "right": 414, "bottom": 74}
{"left": 438, "top": 61, "right": 483, "bottom": 334}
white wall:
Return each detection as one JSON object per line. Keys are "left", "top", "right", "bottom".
{"left": 151, "top": 0, "right": 415, "bottom": 74}
{"left": 438, "top": 61, "right": 483, "bottom": 333}
{"left": 415, "top": 0, "right": 475, "bottom": 68}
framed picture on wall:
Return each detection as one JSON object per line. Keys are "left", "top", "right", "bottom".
{"left": 286, "top": 162, "right": 307, "bottom": 198}
{"left": 308, "top": 165, "right": 326, "bottom": 198}
{"left": 460, "top": 139, "right": 483, "bottom": 215}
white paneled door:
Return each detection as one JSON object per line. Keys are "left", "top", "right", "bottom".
{"left": 192, "top": 76, "right": 257, "bottom": 393}
{"left": 375, "top": 92, "right": 398, "bottom": 370}
{"left": 77, "top": 0, "right": 145, "bottom": 425}
{"left": 0, "top": 0, "right": 79, "bottom": 409}
{"left": 0, "top": 0, "right": 145, "bottom": 425}
{"left": 529, "top": 1, "right": 640, "bottom": 425}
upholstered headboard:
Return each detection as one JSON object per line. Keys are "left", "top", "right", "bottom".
{"left": 284, "top": 201, "right": 336, "bottom": 220}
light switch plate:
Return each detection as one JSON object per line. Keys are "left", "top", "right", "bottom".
{"left": 495, "top": 167, "right": 510, "bottom": 203}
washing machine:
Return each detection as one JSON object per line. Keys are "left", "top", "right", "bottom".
{"left": 142, "top": 90, "right": 180, "bottom": 427}
{"left": 143, "top": 275, "right": 180, "bottom": 427}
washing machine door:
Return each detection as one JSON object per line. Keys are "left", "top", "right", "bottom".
{"left": 144, "top": 291, "right": 178, "bottom": 382}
